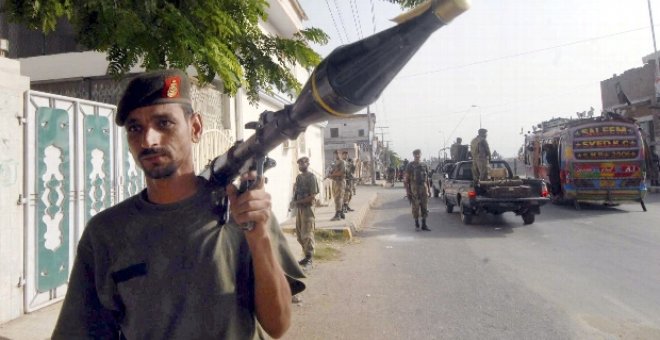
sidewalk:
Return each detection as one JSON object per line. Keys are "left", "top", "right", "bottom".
{"left": 280, "top": 183, "right": 381, "bottom": 243}
{"left": 0, "top": 184, "right": 383, "bottom": 340}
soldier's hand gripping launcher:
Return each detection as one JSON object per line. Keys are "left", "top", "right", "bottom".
{"left": 201, "top": 0, "right": 469, "bottom": 226}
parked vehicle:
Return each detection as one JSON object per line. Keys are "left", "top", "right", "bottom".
{"left": 522, "top": 114, "right": 647, "bottom": 210}
{"left": 431, "top": 161, "right": 456, "bottom": 197}
{"left": 442, "top": 160, "right": 550, "bottom": 225}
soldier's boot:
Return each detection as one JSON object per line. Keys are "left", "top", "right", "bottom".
{"left": 330, "top": 211, "right": 342, "bottom": 221}
{"left": 340, "top": 211, "right": 346, "bottom": 219}
{"left": 342, "top": 204, "right": 348, "bottom": 213}
{"left": 421, "top": 218, "right": 431, "bottom": 231}
{"left": 415, "top": 219, "right": 420, "bottom": 231}
{"left": 346, "top": 204, "right": 355, "bottom": 212}
{"left": 298, "top": 255, "right": 313, "bottom": 267}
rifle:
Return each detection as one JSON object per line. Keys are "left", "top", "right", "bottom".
{"left": 200, "top": 0, "right": 469, "bottom": 226}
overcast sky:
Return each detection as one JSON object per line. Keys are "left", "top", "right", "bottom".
{"left": 297, "top": 0, "right": 659, "bottom": 159}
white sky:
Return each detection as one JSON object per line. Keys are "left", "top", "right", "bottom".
{"left": 297, "top": 0, "right": 659, "bottom": 159}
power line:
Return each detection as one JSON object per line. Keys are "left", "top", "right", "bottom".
{"left": 386, "top": 80, "right": 600, "bottom": 124}
{"left": 332, "top": 0, "right": 351, "bottom": 43}
{"left": 349, "top": 0, "right": 364, "bottom": 39}
{"left": 369, "top": 0, "right": 377, "bottom": 34}
{"left": 399, "top": 26, "right": 651, "bottom": 79}
{"left": 324, "top": 0, "right": 345, "bottom": 44}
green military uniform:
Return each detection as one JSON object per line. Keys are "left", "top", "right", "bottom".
{"left": 294, "top": 171, "right": 319, "bottom": 258}
{"left": 52, "top": 178, "right": 304, "bottom": 339}
{"left": 406, "top": 161, "right": 430, "bottom": 219}
{"left": 343, "top": 160, "right": 355, "bottom": 207}
{"left": 470, "top": 133, "right": 491, "bottom": 182}
{"left": 331, "top": 158, "right": 346, "bottom": 214}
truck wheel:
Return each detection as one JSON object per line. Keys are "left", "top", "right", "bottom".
{"left": 433, "top": 187, "right": 440, "bottom": 197}
{"left": 445, "top": 196, "right": 454, "bottom": 213}
{"left": 460, "top": 201, "right": 472, "bottom": 225}
{"left": 522, "top": 212, "right": 535, "bottom": 225}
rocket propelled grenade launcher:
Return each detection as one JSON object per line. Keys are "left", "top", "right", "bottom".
{"left": 202, "top": 0, "right": 469, "bottom": 224}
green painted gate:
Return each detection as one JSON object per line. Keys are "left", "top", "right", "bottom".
{"left": 24, "top": 91, "right": 144, "bottom": 311}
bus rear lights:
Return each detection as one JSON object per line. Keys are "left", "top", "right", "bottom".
{"left": 467, "top": 190, "right": 477, "bottom": 199}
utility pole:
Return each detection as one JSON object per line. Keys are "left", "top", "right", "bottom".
{"left": 648, "top": 0, "right": 660, "bottom": 101}
{"left": 368, "top": 106, "right": 376, "bottom": 185}
{"left": 376, "top": 126, "right": 389, "bottom": 143}
{"left": 374, "top": 126, "right": 389, "bottom": 184}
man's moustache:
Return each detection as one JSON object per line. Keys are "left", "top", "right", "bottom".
{"left": 139, "top": 148, "right": 168, "bottom": 158}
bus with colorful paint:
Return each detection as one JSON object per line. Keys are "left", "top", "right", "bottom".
{"left": 522, "top": 114, "right": 647, "bottom": 210}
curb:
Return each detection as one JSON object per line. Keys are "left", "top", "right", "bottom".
{"left": 280, "top": 191, "right": 379, "bottom": 242}
{"left": 347, "top": 192, "right": 379, "bottom": 234}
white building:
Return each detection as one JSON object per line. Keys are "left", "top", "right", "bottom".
{"left": 324, "top": 114, "right": 380, "bottom": 180}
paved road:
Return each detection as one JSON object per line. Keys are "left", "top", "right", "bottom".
{"left": 285, "top": 185, "right": 660, "bottom": 339}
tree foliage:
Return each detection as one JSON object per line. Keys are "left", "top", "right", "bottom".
{"left": 383, "top": 0, "right": 427, "bottom": 9}
{"left": 1, "top": 0, "right": 328, "bottom": 102}
{"left": 1, "top": 0, "right": 418, "bottom": 102}
{"left": 382, "top": 148, "right": 401, "bottom": 168}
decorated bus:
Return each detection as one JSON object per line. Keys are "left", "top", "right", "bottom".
{"left": 522, "top": 114, "right": 647, "bottom": 210}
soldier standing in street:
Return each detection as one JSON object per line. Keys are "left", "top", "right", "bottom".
{"left": 404, "top": 149, "right": 431, "bottom": 231}
{"left": 470, "top": 128, "right": 491, "bottom": 184}
{"left": 292, "top": 157, "right": 319, "bottom": 267}
{"left": 450, "top": 137, "right": 462, "bottom": 161}
{"left": 450, "top": 137, "right": 468, "bottom": 161}
{"left": 342, "top": 151, "right": 355, "bottom": 213}
{"left": 329, "top": 150, "right": 346, "bottom": 221}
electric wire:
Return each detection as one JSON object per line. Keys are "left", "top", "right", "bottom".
{"left": 399, "top": 26, "right": 651, "bottom": 79}
{"left": 349, "top": 0, "right": 364, "bottom": 39}
{"left": 332, "top": 0, "right": 352, "bottom": 43}
{"left": 324, "top": 0, "right": 345, "bottom": 44}
{"left": 369, "top": 0, "right": 377, "bottom": 34}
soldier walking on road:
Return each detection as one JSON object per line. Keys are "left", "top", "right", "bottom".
{"left": 329, "top": 150, "right": 346, "bottom": 221}
{"left": 342, "top": 151, "right": 355, "bottom": 213}
{"left": 470, "top": 128, "right": 491, "bottom": 184}
{"left": 405, "top": 149, "right": 431, "bottom": 231}
{"left": 292, "top": 157, "right": 319, "bottom": 267}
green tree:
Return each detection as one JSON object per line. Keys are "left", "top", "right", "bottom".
{"left": 382, "top": 149, "right": 401, "bottom": 169}
{"left": 1, "top": 0, "right": 328, "bottom": 102}
{"left": 1, "top": 0, "right": 419, "bottom": 102}
{"left": 383, "top": 0, "right": 426, "bottom": 8}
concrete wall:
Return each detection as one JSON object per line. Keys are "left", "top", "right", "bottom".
{"left": 324, "top": 115, "right": 373, "bottom": 173}
{"left": 601, "top": 61, "right": 655, "bottom": 109}
{"left": 324, "top": 114, "right": 370, "bottom": 143}
{"left": 0, "top": 57, "right": 29, "bottom": 323}
{"left": 600, "top": 61, "right": 660, "bottom": 154}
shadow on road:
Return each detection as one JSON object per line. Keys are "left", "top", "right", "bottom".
{"left": 364, "top": 188, "right": 660, "bottom": 240}
{"left": 363, "top": 192, "right": 521, "bottom": 239}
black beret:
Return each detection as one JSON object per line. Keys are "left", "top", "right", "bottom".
{"left": 297, "top": 156, "right": 309, "bottom": 163}
{"left": 413, "top": 149, "right": 421, "bottom": 155}
{"left": 116, "top": 69, "right": 193, "bottom": 126}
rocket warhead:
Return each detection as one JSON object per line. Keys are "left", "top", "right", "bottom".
{"left": 290, "top": 0, "right": 471, "bottom": 126}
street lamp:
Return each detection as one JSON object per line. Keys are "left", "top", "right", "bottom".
{"left": 471, "top": 104, "right": 481, "bottom": 129}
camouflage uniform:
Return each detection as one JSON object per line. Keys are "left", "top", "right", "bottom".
{"left": 343, "top": 160, "right": 355, "bottom": 206}
{"left": 406, "top": 161, "right": 430, "bottom": 219}
{"left": 470, "top": 134, "right": 490, "bottom": 182}
{"left": 331, "top": 158, "right": 346, "bottom": 213}
{"left": 294, "top": 171, "right": 319, "bottom": 258}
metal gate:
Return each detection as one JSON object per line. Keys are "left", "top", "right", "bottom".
{"left": 23, "top": 90, "right": 144, "bottom": 312}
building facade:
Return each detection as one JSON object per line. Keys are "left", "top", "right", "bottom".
{"left": 323, "top": 113, "right": 381, "bottom": 181}
{"left": 600, "top": 57, "right": 660, "bottom": 159}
